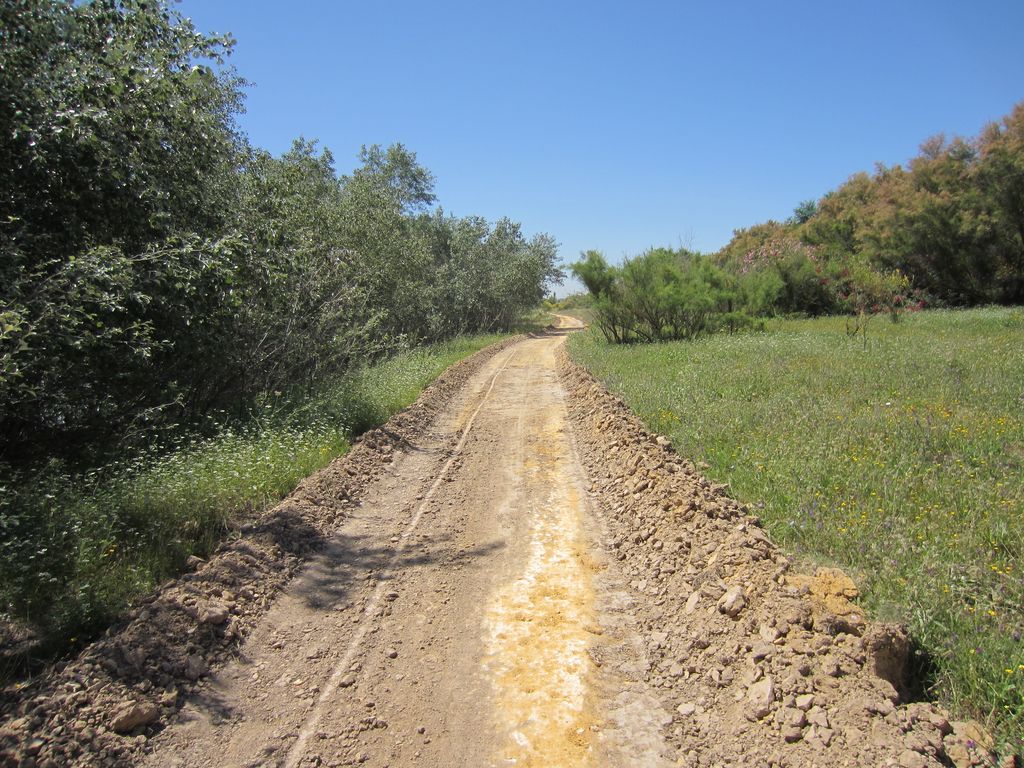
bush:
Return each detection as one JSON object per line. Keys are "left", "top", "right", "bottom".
{"left": 570, "top": 248, "right": 739, "bottom": 343}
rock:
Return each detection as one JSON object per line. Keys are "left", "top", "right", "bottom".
{"left": 684, "top": 591, "right": 701, "bottom": 614}
{"left": 746, "top": 676, "right": 775, "bottom": 719}
{"left": 867, "top": 698, "right": 895, "bottom": 716}
{"left": 927, "top": 711, "right": 952, "bottom": 736}
{"left": 199, "top": 603, "right": 229, "bottom": 625}
{"left": 806, "top": 705, "right": 830, "bottom": 729}
{"left": 183, "top": 654, "right": 208, "bottom": 681}
{"left": 815, "top": 567, "right": 858, "bottom": 598}
{"left": 717, "top": 586, "right": 746, "bottom": 617}
{"left": 806, "top": 725, "right": 834, "bottom": 748}
{"left": 676, "top": 702, "right": 696, "bottom": 717}
{"left": 759, "top": 623, "right": 780, "bottom": 643}
{"left": 782, "top": 726, "right": 804, "bottom": 743}
{"left": 823, "top": 659, "right": 843, "bottom": 677}
{"left": 385, "top": 648, "right": 398, "bottom": 659}
{"left": 785, "top": 567, "right": 865, "bottom": 634}
{"left": 110, "top": 702, "right": 158, "bottom": 734}
{"left": 944, "top": 720, "right": 995, "bottom": 768}
{"left": 750, "top": 642, "right": 774, "bottom": 661}
{"left": 795, "top": 693, "right": 815, "bottom": 711}
{"left": 783, "top": 707, "right": 806, "bottom": 728}
{"left": 898, "top": 749, "right": 929, "bottom": 768}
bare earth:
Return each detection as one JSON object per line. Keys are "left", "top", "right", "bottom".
{"left": 1, "top": 317, "right": 1009, "bottom": 767}
{"left": 140, "top": 315, "right": 671, "bottom": 767}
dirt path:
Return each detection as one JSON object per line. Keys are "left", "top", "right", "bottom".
{"left": 143, "top": 316, "right": 672, "bottom": 767}
{"left": 4, "top": 318, "right": 1004, "bottom": 767}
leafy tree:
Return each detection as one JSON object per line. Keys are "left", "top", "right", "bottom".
{"left": 572, "top": 248, "right": 736, "bottom": 343}
{"left": 832, "top": 261, "right": 911, "bottom": 345}
{"left": 0, "top": 0, "right": 245, "bottom": 462}
{"left": 731, "top": 236, "right": 835, "bottom": 316}
{"left": 571, "top": 250, "right": 617, "bottom": 297}
{"left": 801, "top": 172, "right": 877, "bottom": 260}
{"left": 789, "top": 199, "right": 818, "bottom": 225}
{"left": 424, "top": 213, "right": 562, "bottom": 334}
{"left": 350, "top": 143, "right": 437, "bottom": 213}
{"left": 0, "top": 2, "right": 562, "bottom": 467}
{"left": 0, "top": 0, "right": 242, "bottom": 255}
{"left": 714, "top": 220, "right": 789, "bottom": 272}
{"left": 977, "top": 104, "right": 1024, "bottom": 302}
{"left": 226, "top": 140, "right": 382, "bottom": 404}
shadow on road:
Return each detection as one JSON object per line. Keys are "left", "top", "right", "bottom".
{"left": 176, "top": 519, "right": 504, "bottom": 726}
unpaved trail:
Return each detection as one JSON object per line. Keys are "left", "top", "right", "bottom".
{"left": 4, "top": 317, "right": 1005, "bottom": 768}
{"left": 144, "top": 315, "right": 672, "bottom": 767}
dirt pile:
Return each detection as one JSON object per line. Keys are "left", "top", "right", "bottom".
{"left": 558, "top": 347, "right": 1013, "bottom": 768}
{"left": 0, "top": 337, "right": 522, "bottom": 768}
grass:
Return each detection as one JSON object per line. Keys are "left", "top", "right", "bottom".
{"left": 567, "top": 307, "right": 1024, "bottom": 751}
{"left": 0, "top": 333, "right": 507, "bottom": 674}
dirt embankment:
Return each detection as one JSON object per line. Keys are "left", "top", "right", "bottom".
{"left": 0, "top": 337, "right": 522, "bottom": 768}
{"left": 557, "top": 346, "right": 1011, "bottom": 768}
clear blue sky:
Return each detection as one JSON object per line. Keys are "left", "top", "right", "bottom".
{"left": 177, "top": 0, "right": 1024, "bottom": 295}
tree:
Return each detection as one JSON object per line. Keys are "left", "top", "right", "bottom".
{"left": 349, "top": 143, "right": 437, "bottom": 213}
{"left": 0, "top": 2, "right": 564, "bottom": 468}
{"left": 976, "top": 104, "right": 1024, "bottom": 302}
{"left": 572, "top": 248, "right": 736, "bottom": 343}
{"left": 0, "top": 0, "right": 242, "bottom": 256}
{"left": 0, "top": 0, "right": 245, "bottom": 462}
{"left": 571, "top": 250, "right": 616, "bottom": 297}
{"left": 789, "top": 199, "right": 818, "bottom": 225}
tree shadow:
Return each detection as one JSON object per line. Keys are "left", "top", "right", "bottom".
{"left": 291, "top": 529, "right": 505, "bottom": 610}
{"left": 528, "top": 325, "right": 579, "bottom": 339}
{"left": 172, "top": 523, "right": 505, "bottom": 725}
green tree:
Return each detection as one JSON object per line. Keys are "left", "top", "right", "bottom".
{"left": 977, "top": 104, "right": 1024, "bottom": 302}
{"left": 572, "top": 248, "right": 736, "bottom": 343}
{"left": 0, "top": 0, "right": 245, "bottom": 462}
{"left": 571, "top": 250, "right": 617, "bottom": 297}
{"left": 789, "top": 199, "right": 818, "bottom": 225}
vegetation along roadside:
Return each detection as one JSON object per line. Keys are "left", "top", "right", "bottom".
{"left": 0, "top": 334, "right": 520, "bottom": 678}
{"left": 568, "top": 307, "right": 1024, "bottom": 751}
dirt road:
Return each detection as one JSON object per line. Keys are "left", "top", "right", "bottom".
{"left": 145, "top": 316, "right": 671, "bottom": 767}
{"left": 3, "top": 317, "right": 999, "bottom": 767}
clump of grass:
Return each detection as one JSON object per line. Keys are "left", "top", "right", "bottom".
{"left": 0, "top": 333, "right": 505, "bottom": 674}
{"left": 568, "top": 307, "right": 1024, "bottom": 751}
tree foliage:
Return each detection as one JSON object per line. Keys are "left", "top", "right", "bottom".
{"left": 0, "top": 0, "right": 561, "bottom": 467}
{"left": 571, "top": 248, "right": 738, "bottom": 343}
{"left": 771, "top": 103, "right": 1024, "bottom": 307}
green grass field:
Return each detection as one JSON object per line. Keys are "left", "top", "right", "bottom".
{"left": 1, "top": 334, "right": 507, "bottom": 672}
{"left": 568, "top": 307, "right": 1024, "bottom": 750}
